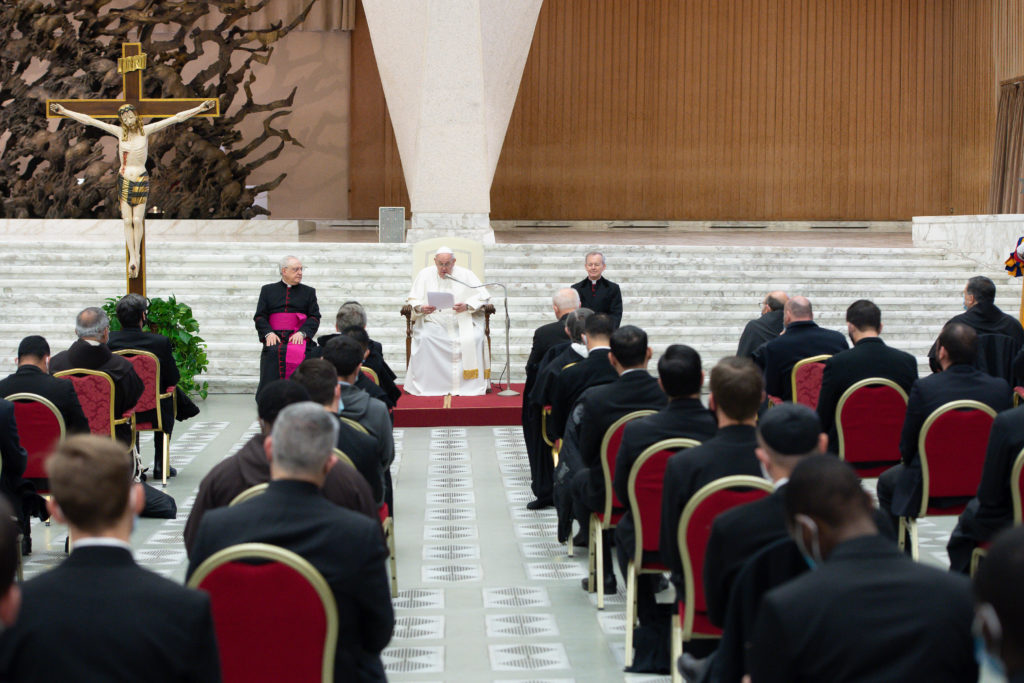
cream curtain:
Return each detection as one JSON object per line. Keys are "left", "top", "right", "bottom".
{"left": 989, "top": 81, "right": 1024, "bottom": 214}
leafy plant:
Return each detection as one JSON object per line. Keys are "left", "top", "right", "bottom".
{"left": 103, "top": 295, "right": 209, "bottom": 399}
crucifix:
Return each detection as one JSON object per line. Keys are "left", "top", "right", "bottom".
{"left": 46, "top": 42, "right": 220, "bottom": 297}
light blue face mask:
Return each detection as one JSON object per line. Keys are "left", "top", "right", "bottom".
{"left": 791, "top": 514, "right": 823, "bottom": 570}
{"left": 974, "top": 604, "right": 1007, "bottom": 681}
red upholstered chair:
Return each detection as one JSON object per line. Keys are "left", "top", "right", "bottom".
{"left": 623, "top": 437, "right": 701, "bottom": 667}
{"left": 361, "top": 367, "right": 380, "bottom": 386}
{"left": 52, "top": 369, "right": 133, "bottom": 442}
{"left": 790, "top": 354, "right": 831, "bottom": 409}
{"left": 899, "top": 400, "right": 997, "bottom": 560}
{"left": 586, "top": 409, "right": 657, "bottom": 609}
{"left": 971, "top": 446, "right": 1024, "bottom": 576}
{"left": 7, "top": 392, "right": 65, "bottom": 493}
{"left": 835, "top": 378, "right": 909, "bottom": 477}
{"left": 187, "top": 543, "right": 338, "bottom": 683}
{"left": 1014, "top": 386, "right": 1024, "bottom": 407}
{"left": 113, "top": 350, "right": 175, "bottom": 486}
{"left": 670, "top": 476, "right": 773, "bottom": 680}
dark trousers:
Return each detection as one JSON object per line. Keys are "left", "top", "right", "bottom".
{"left": 571, "top": 468, "right": 614, "bottom": 580}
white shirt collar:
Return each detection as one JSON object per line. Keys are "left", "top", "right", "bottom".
{"left": 72, "top": 537, "right": 133, "bottom": 552}
{"left": 570, "top": 342, "right": 588, "bottom": 358}
{"left": 773, "top": 477, "right": 789, "bottom": 490}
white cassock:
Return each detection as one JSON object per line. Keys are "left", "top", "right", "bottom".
{"left": 405, "top": 264, "right": 491, "bottom": 396}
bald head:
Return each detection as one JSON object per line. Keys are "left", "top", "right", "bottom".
{"left": 784, "top": 296, "right": 813, "bottom": 324}
{"left": 764, "top": 291, "right": 788, "bottom": 312}
{"left": 552, "top": 288, "right": 581, "bottom": 318}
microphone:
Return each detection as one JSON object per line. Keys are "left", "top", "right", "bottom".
{"left": 442, "top": 274, "right": 518, "bottom": 396}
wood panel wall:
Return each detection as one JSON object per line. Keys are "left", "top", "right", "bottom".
{"left": 994, "top": 0, "right": 1024, "bottom": 84}
{"left": 350, "top": 0, "right": 998, "bottom": 221}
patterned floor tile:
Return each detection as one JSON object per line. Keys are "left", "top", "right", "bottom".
{"left": 424, "top": 507, "right": 476, "bottom": 522}
{"left": 382, "top": 645, "right": 445, "bottom": 674}
{"left": 423, "top": 524, "right": 478, "bottom": 541}
{"left": 427, "top": 463, "right": 472, "bottom": 476}
{"left": 421, "top": 563, "right": 483, "bottom": 583}
{"left": 524, "top": 561, "right": 589, "bottom": 581}
{"left": 392, "top": 588, "right": 445, "bottom": 610}
{"left": 428, "top": 451, "right": 470, "bottom": 463}
{"left": 515, "top": 522, "right": 559, "bottom": 539}
{"left": 597, "top": 610, "right": 627, "bottom": 635}
{"left": 520, "top": 541, "right": 572, "bottom": 559}
{"left": 485, "top": 613, "right": 560, "bottom": 637}
{"left": 511, "top": 508, "right": 558, "bottom": 521}
{"left": 624, "top": 674, "right": 671, "bottom": 683}
{"left": 430, "top": 427, "right": 467, "bottom": 438}
{"left": 504, "top": 475, "right": 535, "bottom": 489}
{"left": 427, "top": 491, "right": 475, "bottom": 506}
{"left": 483, "top": 587, "right": 551, "bottom": 608}
{"left": 427, "top": 476, "right": 473, "bottom": 489}
{"left": 587, "top": 586, "right": 626, "bottom": 605}
{"left": 423, "top": 543, "right": 481, "bottom": 561}
{"left": 489, "top": 643, "right": 570, "bottom": 671}
{"left": 507, "top": 489, "right": 535, "bottom": 504}
{"left": 494, "top": 679, "right": 575, "bottom": 683}
{"left": 393, "top": 615, "right": 445, "bottom": 640}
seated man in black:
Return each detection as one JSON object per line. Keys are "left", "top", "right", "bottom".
{"left": 572, "top": 251, "right": 623, "bottom": 327}
{"left": 973, "top": 525, "right": 1024, "bottom": 681}
{"left": 339, "top": 326, "right": 394, "bottom": 413}
{"left": 877, "top": 322, "right": 1011, "bottom": 530}
{"left": 571, "top": 325, "right": 667, "bottom": 594}
{"left": 747, "top": 456, "right": 976, "bottom": 683}
{"left": 548, "top": 313, "right": 619, "bottom": 442}
{"left": 815, "top": 299, "right": 918, "bottom": 453}
{"left": 613, "top": 344, "right": 716, "bottom": 636}
{"left": 188, "top": 402, "right": 394, "bottom": 682}
{"left": 318, "top": 301, "right": 400, "bottom": 409}
{"left": 735, "top": 290, "right": 787, "bottom": 358}
{"left": 0, "top": 335, "right": 89, "bottom": 435}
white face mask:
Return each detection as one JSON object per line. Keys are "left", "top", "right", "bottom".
{"left": 973, "top": 603, "right": 1007, "bottom": 680}
{"left": 791, "top": 514, "right": 823, "bottom": 569}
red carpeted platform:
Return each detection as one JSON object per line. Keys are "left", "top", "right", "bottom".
{"left": 393, "top": 384, "right": 524, "bottom": 427}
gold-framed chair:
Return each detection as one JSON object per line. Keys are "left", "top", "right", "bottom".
{"left": 229, "top": 483, "right": 269, "bottom": 507}
{"left": 53, "top": 369, "right": 133, "bottom": 443}
{"left": 340, "top": 416, "right": 369, "bottom": 435}
{"left": 835, "top": 377, "right": 909, "bottom": 477}
{"left": 7, "top": 392, "right": 66, "bottom": 492}
{"left": 188, "top": 542, "right": 338, "bottom": 683}
{"left": 586, "top": 409, "right": 657, "bottom": 609}
{"left": 624, "top": 437, "right": 701, "bottom": 667}
{"left": 113, "top": 349, "right": 176, "bottom": 486}
{"left": 899, "top": 399, "right": 996, "bottom": 560}
{"left": 331, "top": 447, "right": 355, "bottom": 470}
{"left": 670, "top": 475, "right": 774, "bottom": 683}
{"left": 360, "top": 367, "right": 380, "bottom": 386}
{"left": 971, "top": 446, "right": 1024, "bottom": 576}
{"left": 790, "top": 354, "right": 832, "bottom": 409}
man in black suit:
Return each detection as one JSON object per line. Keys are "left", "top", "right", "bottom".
{"left": 49, "top": 307, "right": 143, "bottom": 445}
{"left": 0, "top": 435, "right": 220, "bottom": 682}
{"left": 735, "top": 290, "right": 787, "bottom": 358}
{"left": 947, "top": 404, "right": 1024, "bottom": 573}
{"left": 752, "top": 295, "right": 848, "bottom": 401}
{"left": 612, "top": 344, "right": 716, "bottom": 634}
{"left": 107, "top": 293, "right": 183, "bottom": 479}
{"left": 928, "top": 276, "right": 1024, "bottom": 380}
{"left": 974, "top": 525, "right": 1024, "bottom": 681}
{"left": 0, "top": 335, "right": 89, "bottom": 435}
{"left": 338, "top": 326, "right": 395, "bottom": 413}
{"left": 188, "top": 403, "right": 394, "bottom": 682}
{"left": 572, "top": 251, "right": 623, "bottom": 327}
{"left": 877, "top": 322, "right": 1012, "bottom": 528}
{"left": 816, "top": 299, "right": 919, "bottom": 452}
{"left": 571, "top": 325, "right": 667, "bottom": 593}
{"left": 660, "top": 357, "right": 764, "bottom": 598}
{"left": 549, "top": 313, "right": 619, "bottom": 441}
{"left": 318, "top": 301, "right": 401, "bottom": 409}
{"left": 524, "top": 288, "right": 581, "bottom": 509}
{"left": 747, "top": 455, "right": 976, "bottom": 683}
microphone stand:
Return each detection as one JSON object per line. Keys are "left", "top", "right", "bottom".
{"left": 444, "top": 274, "right": 519, "bottom": 396}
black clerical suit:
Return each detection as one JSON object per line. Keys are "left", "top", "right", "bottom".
{"left": 816, "top": 337, "right": 919, "bottom": 453}
{"left": 337, "top": 418, "right": 388, "bottom": 505}
{"left": 549, "top": 347, "right": 619, "bottom": 440}
{"left": 254, "top": 281, "right": 320, "bottom": 397}
{"left": 0, "top": 364, "right": 90, "bottom": 435}
{"left": 0, "top": 544, "right": 220, "bottom": 682}
{"left": 526, "top": 342, "right": 583, "bottom": 502}
{"left": 947, "top": 404, "right": 1024, "bottom": 573}
{"left": 735, "top": 309, "right": 784, "bottom": 358}
{"left": 612, "top": 398, "right": 717, "bottom": 624}
{"left": 877, "top": 363, "right": 1011, "bottom": 519}
{"left": 659, "top": 425, "right": 762, "bottom": 596}
{"left": 929, "top": 301, "right": 1024, "bottom": 380}
{"left": 573, "top": 277, "right": 623, "bottom": 327}
{"left": 751, "top": 320, "right": 848, "bottom": 401}
{"left": 49, "top": 338, "right": 143, "bottom": 444}
{"left": 188, "top": 480, "right": 394, "bottom": 682}
{"left": 747, "top": 534, "right": 976, "bottom": 683}
{"left": 523, "top": 316, "right": 571, "bottom": 499}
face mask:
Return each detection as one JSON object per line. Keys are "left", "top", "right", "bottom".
{"left": 759, "top": 461, "right": 772, "bottom": 483}
{"left": 792, "top": 514, "right": 823, "bottom": 570}
{"left": 973, "top": 604, "right": 1007, "bottom": 680}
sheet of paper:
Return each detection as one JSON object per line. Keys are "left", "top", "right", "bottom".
{"left": 427, "top": 291, "right": 455, "bottom": 309}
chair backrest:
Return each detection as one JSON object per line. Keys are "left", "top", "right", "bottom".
{"left": 331, "top": 447, "right": 355, "bottom": 470}
{"left": 599, "top": 410, "right": 657, "bottom": 518}
{"left": 791, "top": 354, "right": 831, "bottom": 408}
{"left": 628, "top": 438, "right": 701, "bottom": 562}
{"left": 1011, "top": 447, "right": 1024, "bottom": 524}
{"left": 7, "top": 392, "right": 65, "bottom": 481}
{"left": 113, "top": 349, "right": 164, "bottom": 420}
{"left": 410, "top": 237, "right": 485, "bottom": 280}
{"left": 677, "top": 475, "right": 774, "bottom": 638}
{"left": 340, "top": 416, "right": 369, "bottom": 435}
{"left": 917, "top": 400, "right": 997, "bottom": 516}
{"left": 835, "top": 378, "right": 909, "bottom": 474}
{"left": 188, "top": 542, "right": 338, "bottom": 683}
{"left": 52, "top": 369, "right": 119, "bottom": 440}
{"left": 229, "top": 483, "right": 269, "bottom": 507}
{"left": 360, "top": 367, "right": 380, "bottom": 386}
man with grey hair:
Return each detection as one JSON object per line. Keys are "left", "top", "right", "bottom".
{"left": 317, "top": 300, "right": 400, "bottom": 408}
{"left": 253, "top": 255, "right": 321, "bottom": 398}
{"left": 188, "top": 401, "right": 395, "bottom": 681}
{"left": 50, "top": 306, "right": 143, "bottom": 445}
{"left": 572, "top": 251, "right": 622, "bottom": 327}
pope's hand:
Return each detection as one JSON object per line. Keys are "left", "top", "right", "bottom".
{"left": 453, "top": 303, "right": 469, "bottom": 313}
{"left": 420, "top": 305, "right": 436, "bottom": 314}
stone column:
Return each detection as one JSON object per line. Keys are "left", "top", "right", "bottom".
{"left": 363, "top": 0, "right": 542, "bottom": 245}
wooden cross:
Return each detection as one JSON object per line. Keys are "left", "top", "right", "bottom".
{"left": 46, "top": 42, "right": 220, "bottom": 297}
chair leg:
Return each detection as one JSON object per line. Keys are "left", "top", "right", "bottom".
{"left": 624, "top": 561, "right": 637, "bottom": 667}
{"left": 161, "top": 432, "right": 170, "bottom": 488}
{"left": 971, "top": 547, "right": 987, "bottom": 577}
{"left": 596, "top": 522, "right": 606, "bottom": 610}
{"left": 586, "top": 514, "right": 597, "bottom": 594}
{"left": 898, "top": 517, "right": 907, "bottom": 552}
{"left": 670, "top": 613, "right": 683, "bottom": 683}
{"left": 909, "top": 518, "right": 919, "bottom": 561}
{"left": 384, "top": 518, "right": 397, "bottom": 597}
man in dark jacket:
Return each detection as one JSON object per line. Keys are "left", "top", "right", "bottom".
{"left": 572, "top": 251, "right": 623, "bottom": 327}
{"left": 736, "top": 290, "right": 787, "bottom": 358}
{"left": 0, "top": 335, "right": 89, "bottom": 435}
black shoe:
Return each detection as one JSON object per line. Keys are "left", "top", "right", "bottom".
{"left": 581, "top": 575, "right": 617, "bottom": 594}
{"left": 572, "top": 532, "right": 589, "bottom": 548}
{"left": 152, "top": 466, "right": 177, "bottom": 479}
{"left": 526, "top": 497, "right": 553, "bottom": 510}
{"left": 679, "top": 652, "right": 710, "bottom": 681}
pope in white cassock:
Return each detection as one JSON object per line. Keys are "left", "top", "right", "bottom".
{"left": 405, "top": 247, "right": 491, "bottom": 396}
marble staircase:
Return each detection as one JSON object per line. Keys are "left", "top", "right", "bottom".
{"left": 0, "top": 239, "right": 1013, "bottom": 393}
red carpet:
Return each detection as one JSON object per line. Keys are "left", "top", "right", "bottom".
{"left": 393, "top": 384, "right": 524, "bottom": 427}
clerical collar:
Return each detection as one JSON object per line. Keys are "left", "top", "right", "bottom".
{"left": 588, "top": 277, "right": 601, "bottom": 284}
{"left": 589, "top": 345, "right": 610, "bottom": 352}
{"left": 773, "top": 477, "right": 789, "bottom": 490}
{"left": 83, "top": 339, "right": 101, "bottom": 347}
{"left": 73, "top": 537, "right": 132, "bottom": 552}
{"left": 620, "top": 368, "right": 646, "bottom": 376}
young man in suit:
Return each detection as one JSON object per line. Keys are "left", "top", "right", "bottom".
{"left": 815, "top": 299, "right": 918, "bottom": 452}
{"left": 751, "top": 296, "right": 849, "bottom": 401}
{"left": 877, "top": 322, "right": 1012, "bottom": 530}
{"left": 548, "top": 313, "right": 619, "bottom": 441}
{"left": 570, "top": 325, "right": 667, "bottom": 593}
{"left": 747, "top": 455, "right": 976, "bottom": 683}
{"left": 572, "top": 251, "right": 623, "bottom": 327}
{"left": 188, "top": 403, "right": 394, "bottom": 682}
{"left": 0, "top": 335, "right": 89, "bottom": 435}
{"left": 0, "top": 435, "right": 220, "bottom": 682}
